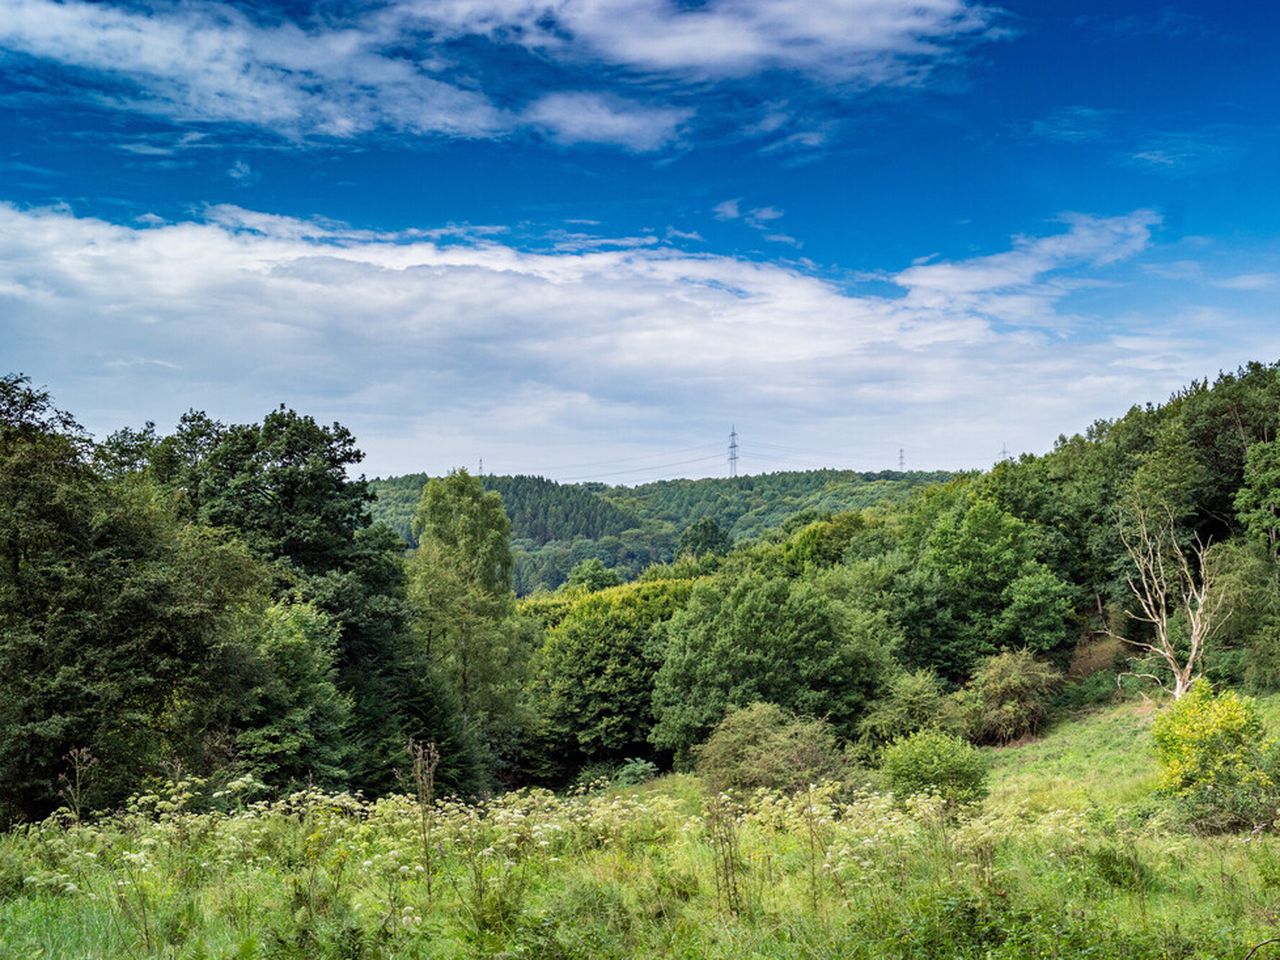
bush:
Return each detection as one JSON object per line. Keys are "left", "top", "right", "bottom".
{"left": 963, "top": 649, "right": 1062, "bottom": 744}
{"left": 1152, "top": 680, "right": 1280, "bottom": 832}
{"left": 857, "top": 669, "right": 952, "bottom": 753}
{"left": 694, "top": 702, "right": 850, "bottom": 794}
{"left": 881, "top": 729, "right": 988, "bottom": 807}
{"left": 613, "top": 758, "right": 660, "bottom": 786}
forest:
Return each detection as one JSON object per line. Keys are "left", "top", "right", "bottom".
{"left": 371, "top": 468, "right": 949, "bottom": 593}
{"left": 8, "top": 364, "right": 1280, "bottom": 956}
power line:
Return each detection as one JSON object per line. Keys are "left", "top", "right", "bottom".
{"left": 558, "top": 452, "right": 726, "bottom": 483}
{"left": 537, "top": 441, "right": 722, "bottom": 474}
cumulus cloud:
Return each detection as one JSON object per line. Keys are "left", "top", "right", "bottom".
{"left": 5, "top": 201, "right": 1265, "bottom": 476}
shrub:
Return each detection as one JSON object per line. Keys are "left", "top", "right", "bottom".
{"left": 857, "top": 669, "right": 951, "bottom": 753}
{"left": 881, "top": 729, "right": 988, "bottom": 807}
{"left": 613, "top": 758, "right": 660, "bottom": 786}
{"left": 694, "top": 703, "right": 849, "bottom": 793}
{"left": 964, "top": 649, "right": 1062, "bottom": 744}
{"left": 1151, "top": 679, "right": 1280, "bottom": 832}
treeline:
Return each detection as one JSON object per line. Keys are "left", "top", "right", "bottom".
{"left": 372, "top": 468, "right": 949, "bottom": 593}
{"left": 8, "top": 362, "right": 1280, "bottom": 827}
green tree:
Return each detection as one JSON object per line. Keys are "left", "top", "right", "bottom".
{"left": 1236, "top": 439, "right": 1280, "bottom": 556}
{"left": 409, "top": 470, "right": 528, "bottom": 777}
{"left": 678, "top": 517, "right": 732, "bottom": 558}
{"left": 142, "top": 407, "right": 481, "bottom": 795}
{"left": 526, "top": 579, "right": 693, "bottom": 780}
{"left": 904, "top": 497, "right": 1073, "bottom": 676}
{"left": 651, "top": 572, "right": 897, "bottom": 762}
{"left": 566, "top": 557, "right": 623, "bottom": 592}
{"left": 0, "top": 377, "right": 268, "bottom": 820}
{"left": 413, "top": 469, "right": 513, "bottom": 595}
{"left": 235, "top": 602, "right": 352, "bottom": 790}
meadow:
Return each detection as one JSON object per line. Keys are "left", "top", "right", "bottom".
{"left": 4, "top": 699, "right": 1280, "bottom": 960}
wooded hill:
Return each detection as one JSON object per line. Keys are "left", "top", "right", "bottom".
{"left": 372, "top": 468, "right": 951, "bottom": 593}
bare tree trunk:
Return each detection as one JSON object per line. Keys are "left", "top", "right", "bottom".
{"left": 1110, "top": 500, "right": 1230, "bottom": 699}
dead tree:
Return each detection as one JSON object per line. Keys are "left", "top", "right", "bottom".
{"left": 1112, "top": 500, "right": 1230, "bottom": 699}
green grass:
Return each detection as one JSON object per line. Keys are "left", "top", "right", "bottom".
{"left": 5, "top": 700, "right": 1280, "bottom": 958}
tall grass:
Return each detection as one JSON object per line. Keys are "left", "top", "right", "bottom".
{"left": 4, "top": 703, "right": 1280, "bottom": 958}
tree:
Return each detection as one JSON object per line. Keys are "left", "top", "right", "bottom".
{"left": 1235, "top": 439, "right": 1280, "bottom": 557}
{"left": 678, "top": 517, "right": 732, "bottom": 558}
{"left": 566, "top": 557, "right": 622, "bottom": 592}
{"left": 138, "top": 407, "right": 481, "bottom": 795}
{"left": 235, "top": 602, "right": 352, "bottom": 790}
{"left": 903, "top": 497, "right": 1074, "bottom": 677}
{"left": 651, "top": 572, "right": 898, "bottom": 762}
{"left": 526, "top": 579, "right": 692, "bottom": 780}
{"left": 409, "top": 470, "right": 527, "bottom": 776}
{"left": 413, "top": 469, "right": 512, "bottom": 596}
{"left": 1112, "top": 499, "right": 1231, "bottom": 699}
{"left": 0, "top": 379, "right": 268, "bottom": 821}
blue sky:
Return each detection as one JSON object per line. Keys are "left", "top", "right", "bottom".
{"left": 2, "top": 0, "right": 1279, "bottom": 480}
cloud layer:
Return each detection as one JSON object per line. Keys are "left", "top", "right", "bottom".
{"left": 0, "top": 0, "right": 1000, "bottom": 149}
{"left": 4, "top": 201, "right": 1269, "bottom": 478}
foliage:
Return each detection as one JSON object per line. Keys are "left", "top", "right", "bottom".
{"left": 234, "top": 602, "right": 352, "bottom": 790}
{"left": 903, "top": 496, "right": 1074, "bottom": 678}
{"left": 693, "top": 702, "right": 850, "bottom": 793}
{"left": 678, "top": 517, "right": 732, "bottom": 557}
{"left": 880, "top": 729, "right": 989, "bottom": 807}
{"left": 1236, "top": 439, "right": 1280, "bottom": 556}
{"left": 527, "top": 579, "right": 693, "bottom": 780}
{"left": 651, "top": 572, "right": 898, "bottom": 761}
{"left": 857, "top": 668, "right": 952, "bottom": 754}
{"left": 413, "top": 469, "right": 513, "bottom": 597}
{"left": 373, "top": 469, "right": 949, "bottom": 593}
{"left": 1151, "top": 680, "right": 1280, "bottom": 831}
{"left": 781, "top": 511, "right": 866, "bottom": 571}
{"left": 0, "top": 379, "right": 271, "bottom": 822}
{"left": 566, "top": 556, "right": 623, "bottom": 591}
{"left": 960, "top": 650, "right": 1063, "bottom": 745}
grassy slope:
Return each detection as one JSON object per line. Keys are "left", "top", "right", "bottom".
{"left": 987, "top": 693, "right": 1280, "bottom": 812}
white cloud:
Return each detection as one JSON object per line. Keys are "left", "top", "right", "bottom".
{"left": 1214, "top": 273, "right": 1278, "bottom": 291}
{"left": 3, "top": 201, "right": 1265, "bottom": 477}
{"left": 523, "top": 92, "right": 690, "bottom": 151}
{"left": 0, "top": 0, "right": 1004, "bottom": 149}
{"left": 405, "top": 0, "right": 1001, "bottom": 82}
{"left": 226, "top": 159, "right": 259, "bottom": 184}
{"left": 713, "top": 199, "right": 741, "bottom": 220}
{"left": 893, "top": 211, "right": 1160, "bottom": 326}
{"left": 0, "top": 0, "right": 508, "bottom": 139}
{"left": 1027, "top": 106, "right": 1115, "bottom": 143}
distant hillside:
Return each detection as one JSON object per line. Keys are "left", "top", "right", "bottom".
{"left": 601, "top": 469, "right": 953, "bottom": 541}
{"left": 372, "top": 473, "right": 643, "bottom": 546}
{"left": 372, "top": 468, "right": 950, "bottom": 594}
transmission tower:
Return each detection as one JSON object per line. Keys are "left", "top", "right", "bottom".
{"left": 1000, "top": 442, "right": 1010, "bottom": 462}
{"left": 728, "top": 426, "right": 739, "bottom": 478}
{"left": 898, "top": 448, "right": 905, "bottom": 470}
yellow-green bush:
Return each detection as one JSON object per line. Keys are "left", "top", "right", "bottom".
{"left": 1152, "top": 680, "right": 1280, "bottom": 832}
